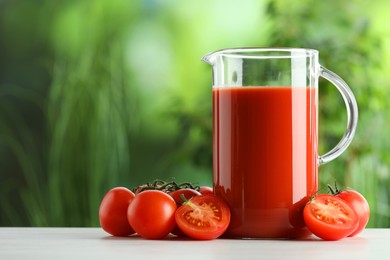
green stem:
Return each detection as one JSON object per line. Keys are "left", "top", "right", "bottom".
{"left": 327, "top": 184, "right": 336, "bottom": 195}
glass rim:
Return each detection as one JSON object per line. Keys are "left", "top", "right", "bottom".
{"left": 203, "top": 47, "right": 319, "bottom": 61}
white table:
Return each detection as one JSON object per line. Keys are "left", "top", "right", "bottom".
{"left": 0, "top": 228, "right": 389, "bottom": 259}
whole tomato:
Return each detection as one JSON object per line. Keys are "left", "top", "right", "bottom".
{"left": 127, "top": 190, "right": 177, "bottom": 239}
{"left": 99, "top": 187, "right": 135, "bottom": 236}
{"left": 199, "top": 186, "right": 213, "bottom": 195}
{"left": 168, "top": 188, "right": 201, "bottom": 237}
{"left": 288, "top": 196, "right": 311, "bottom": 228}
{"left": 335, "top": 189, "right": 370, "bottom": 237}
{"left": 169, "top": 188, "right": 201, "bottom": 205}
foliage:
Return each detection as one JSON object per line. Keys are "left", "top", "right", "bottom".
{"left": 0, "top": 0, "right": 389, "bottom": 227}
{"left": 267, "top": 0, "right": 390, "bottom": 227}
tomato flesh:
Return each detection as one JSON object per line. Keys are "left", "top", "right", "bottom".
{"left": 303, "top": 194, "right": 359, "bottom": 240}
{"left": 175, "top": 194, "right": 230, "bottom": 240}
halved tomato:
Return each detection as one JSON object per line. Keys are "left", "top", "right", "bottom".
{"left": 303, "top": 194, "right": 359, "bottom": 240}
{"left": 175, "top": 194, "right": 230, "bottom": 240}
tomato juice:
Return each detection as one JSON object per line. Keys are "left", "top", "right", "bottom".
{"left": 213, "top": 86, "right": 318, "bottom": 238}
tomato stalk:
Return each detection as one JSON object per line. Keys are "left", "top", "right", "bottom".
{"left": 327, "top": 181, "right": 342, "bottom": 195}
{"left": 132, "top": 179, "right": 201, "bottom": 193}
{"left": 180, "top": 193, "right": 189, "bottom": 203}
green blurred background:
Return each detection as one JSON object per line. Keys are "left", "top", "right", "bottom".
{"left": 1, "top": 0, "right": 389, "bottom": 227}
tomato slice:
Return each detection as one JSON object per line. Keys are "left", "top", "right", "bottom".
{"left": 175, "top": 194, "right": 230, "bottom": 240}
{"left": 303, "top": 194, "right": 359, "bottom": 240}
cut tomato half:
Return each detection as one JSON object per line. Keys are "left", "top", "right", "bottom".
{"left": 175, "top": 194, "right": 230, "bottom": 240}
{"left": 303, "top": 194, "right": 359, "bottom": 240}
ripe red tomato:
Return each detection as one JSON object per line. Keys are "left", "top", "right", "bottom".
{"left": 335, "top": 189, "right": 370, "bottom": 237}
{"left": 303, "top": 194, "right": 359, "bottom": 240}
{"left": 199, "top": 186, "right": 213, "bottom": 195}
{"left": 168, "top": 188, "right": 201, "bottom": 237}
{"left": 169, "top": 188, "right": 201, "bottom": 205}
{"left": 127, "top": 190, "right": 177, "bottom": 239}
{"left": 288, "top": 196, "right": 310, "bottom": 228}
{"left": 175, "top": 194, "right": 231, "bottom": 240}
{"left": 99, "top": 187, "right": 135, "bottom": 236}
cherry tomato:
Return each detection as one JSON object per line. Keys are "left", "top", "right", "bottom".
{"left": 335, "top": 189, "right": 370, "bottom": 237}
{"left": 303, "top": 194, "right": 359, "bottom": 240}
{"left": 288, "top": 196, "right": 310, "bottom": 228}
{"left": 99, "top": 187, "right": 135, "bottom": 236}
{"left": 199, "top": 186, "right": 213, "bottom": 195}
{"left": 169, "top": 188, "right": 201, "bottom": 205}
{"left": 127, "top": 190, "right": 177, "bottom": 239}
{"left": 168, "top": 188, "right": 201, "bottom": 237}
{"left": 175, "top": 194, "right": 231, "bottom": 240}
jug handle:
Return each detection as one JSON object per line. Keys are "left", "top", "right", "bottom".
{"left": 318, "top": 66, "right": 358, "bottom": 165}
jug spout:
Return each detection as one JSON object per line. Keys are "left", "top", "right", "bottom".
{"left": 201, "top": 51, "right": 217, "bottom": 65}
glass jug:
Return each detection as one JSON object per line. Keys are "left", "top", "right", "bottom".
{"left": 203, "top": 47, "right": 358, "bottom": 239}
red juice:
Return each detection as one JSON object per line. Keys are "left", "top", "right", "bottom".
{"left": 213, "top": 86, "right": 318, "bottom": 238}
